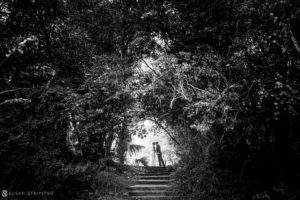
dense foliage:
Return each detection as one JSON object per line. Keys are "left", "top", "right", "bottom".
{"left": 135, "top": 0, "right": 300, "bottom": 199}
{"left": 1, "top": 0, "right": 300, "bottom": 199}
{"left": 0, "top": 0, "right": 136, "bottom": 199}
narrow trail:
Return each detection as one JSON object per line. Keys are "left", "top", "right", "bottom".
{"left": 128, "top": 166, "right": 177, "bottom": 200}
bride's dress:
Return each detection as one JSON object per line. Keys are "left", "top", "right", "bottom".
{"left": 151, "top": 146, "right": 156, "bottom": 166}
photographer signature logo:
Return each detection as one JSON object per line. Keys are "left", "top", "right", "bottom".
{"left": 1, "top": 190, "right": 54, "bottom": 197}
{"left": 1, "top": 190, "right": 8, "bottom": 198}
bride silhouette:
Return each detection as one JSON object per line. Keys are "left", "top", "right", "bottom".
{"left": 151, "top": 142, "right": 156, "bottom": 166}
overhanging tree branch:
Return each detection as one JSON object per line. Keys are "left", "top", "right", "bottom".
{"left": 141, "top": 57, "right": 176, "bottom": 90}
{"left": 291, "top": 31, "right": 300, "bottom": 56}
{"left": 148, "top": 118, "right": 180, "bottom": 146}
{"left": 0, "top": 87, "right": 32, "bottom": 96}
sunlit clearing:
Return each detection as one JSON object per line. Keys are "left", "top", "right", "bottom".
{"left": 126, "top": 120, "right": 178, "bottom": 166}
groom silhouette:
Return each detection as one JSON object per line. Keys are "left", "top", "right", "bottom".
{"left": 155, "top": 142, "right": 165, "bottom": 167}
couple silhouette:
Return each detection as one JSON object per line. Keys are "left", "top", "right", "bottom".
{"left": 152, "top": 142, "right": 165, "bottom": 167}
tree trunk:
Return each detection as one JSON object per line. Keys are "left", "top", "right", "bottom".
{"left": 104, "top": 128, "right": 115, "bottom": 158}
{"left": 272, "top": 114, "right": 290, "bottom": 181}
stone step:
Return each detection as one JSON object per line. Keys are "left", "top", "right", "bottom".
{"left": 144, "top": 167, "right": 173, "bottom": 170}
{"left": 145, "top": 166, "right": 173, "bottom": 169}
{"left": 138, "top": 175, "right": 171, "bottom": 180}
{"left": 129, "top": 190, "right": 174, "bottom": 196}
{"left": 143, "top": 170, "right": 172, "bottom": 172}
{"left": 137, "top": 180, "right": 169, "bottom": 185}
{"left": 141, "top": 171, "right": 173, "bottom": 174}
{"left": 129, "top": 184, "right": 171, "bottom": 191}
{"left": 132, "top": 196, "right": 177, "bottom": 199}
{"left": 128, "top": 166, "right": 176, "bottom": 200}
{"left": 140, "top": 172, "right": 172, "bottom": 176}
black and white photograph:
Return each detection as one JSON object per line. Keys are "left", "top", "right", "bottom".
{"left": 1, "top": 0, "right": 300, "bottom": 199}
